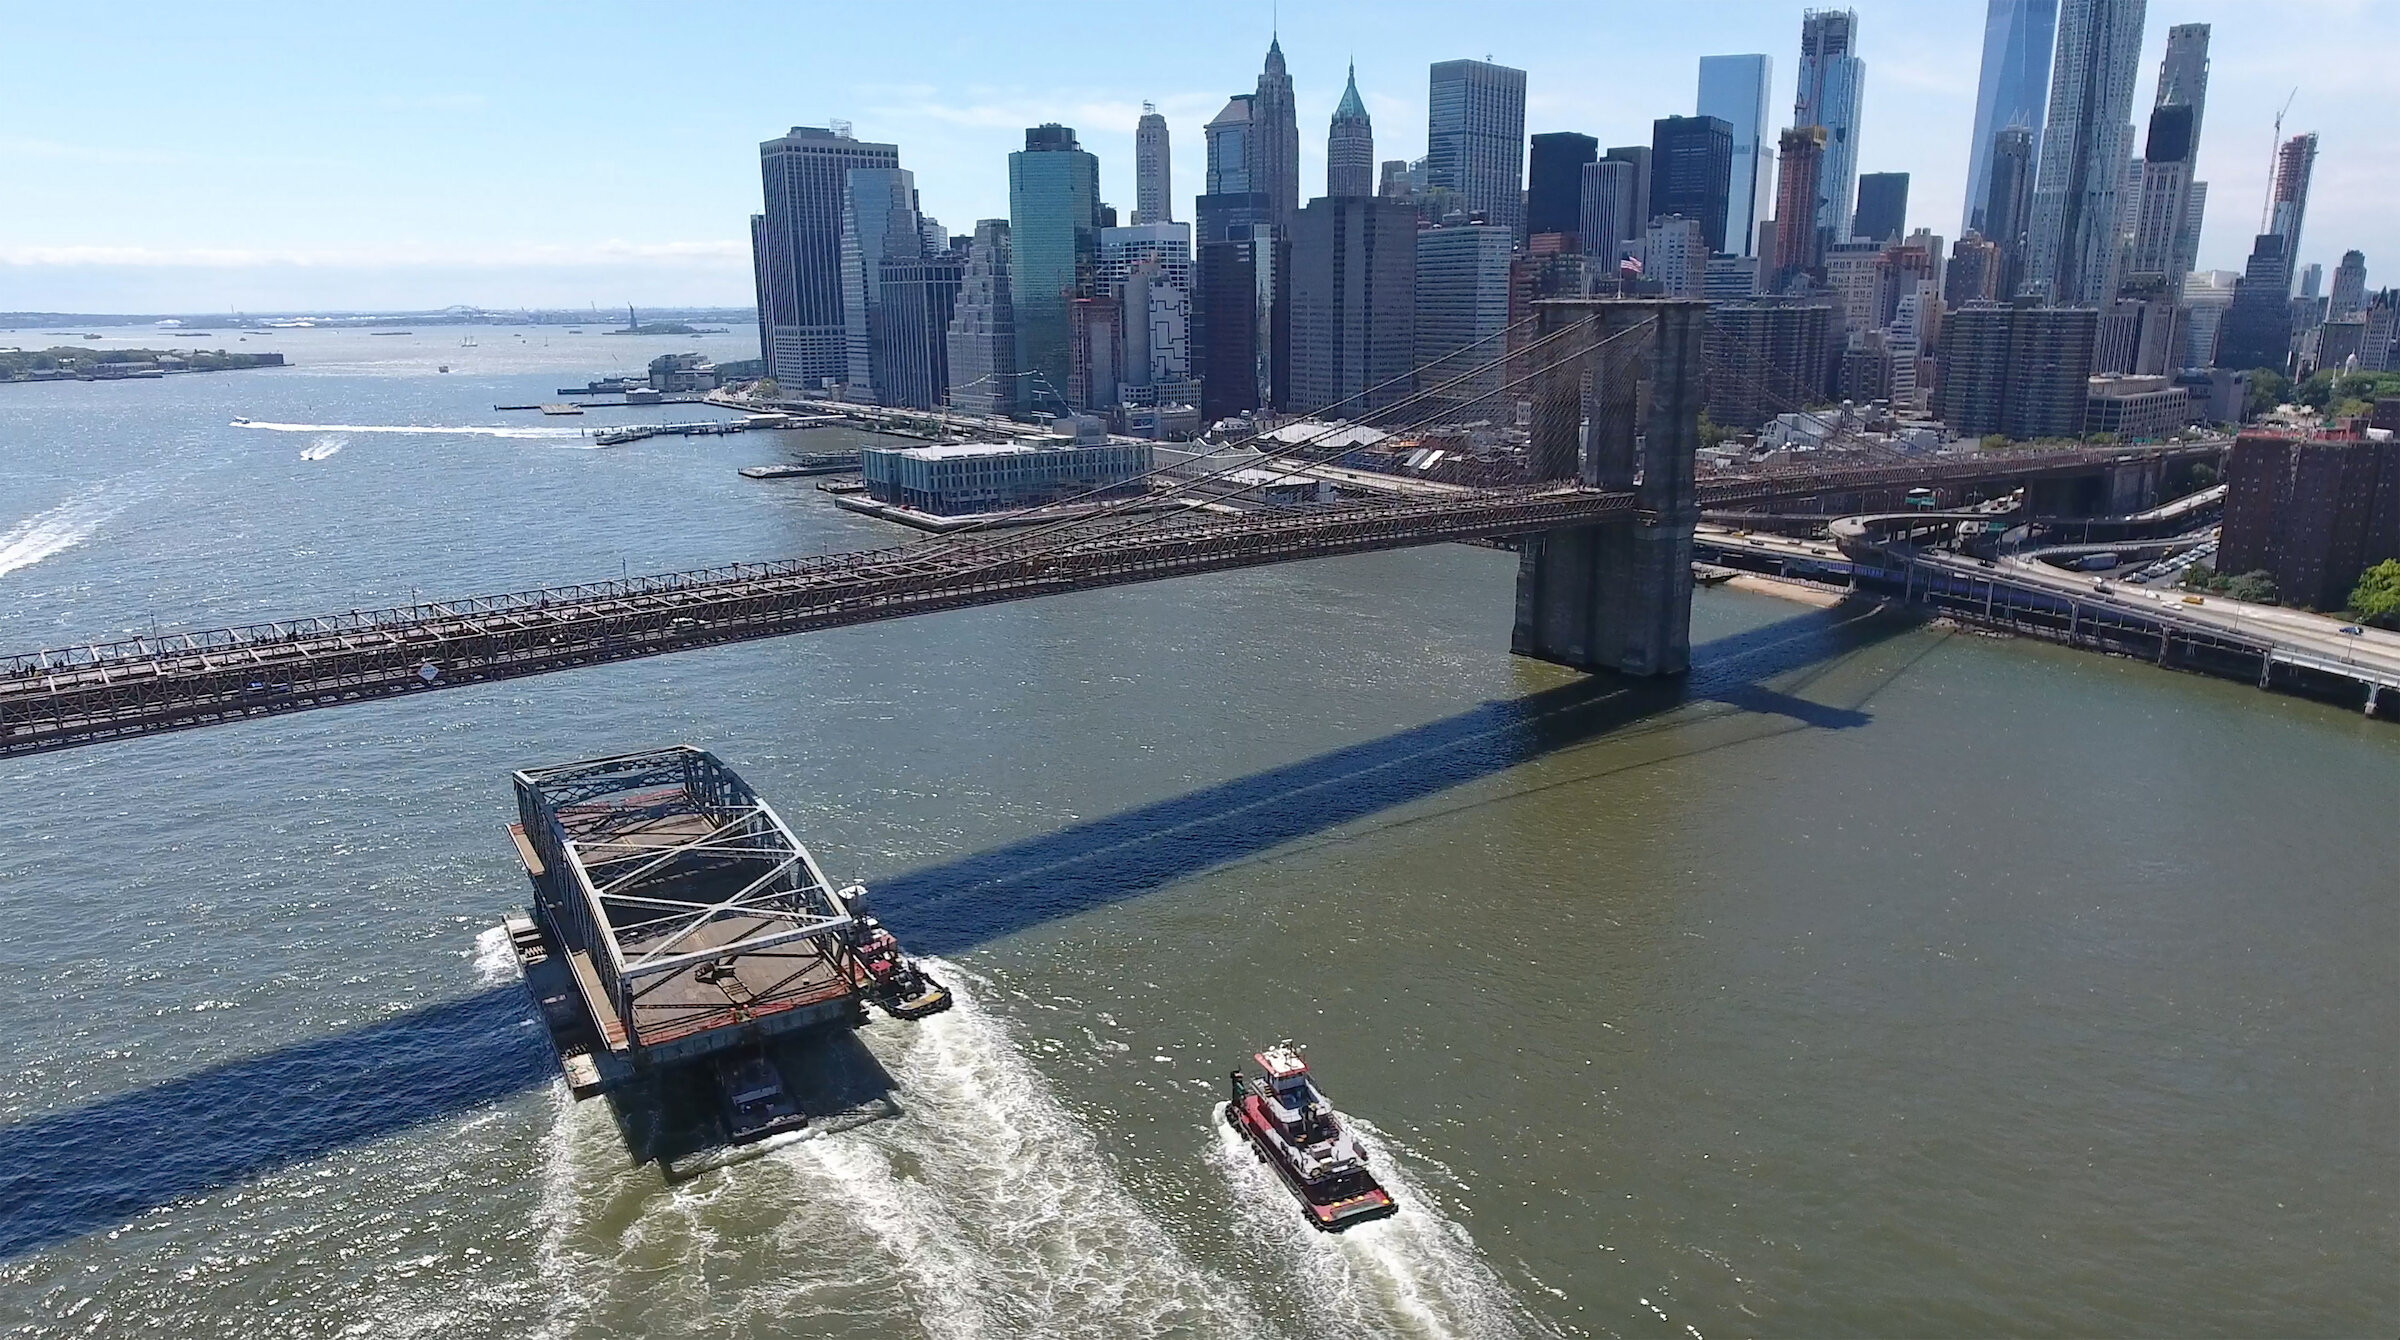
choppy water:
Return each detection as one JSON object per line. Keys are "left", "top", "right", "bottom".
{"left": 2, "top": 327, "right": 2394, "bottom": 1338}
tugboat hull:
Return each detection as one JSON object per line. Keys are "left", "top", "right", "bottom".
{"left": 880, "top": 974, "right": 953, "bottom": 1020}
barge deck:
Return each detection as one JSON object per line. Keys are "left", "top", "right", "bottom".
{"left": 502, "top": 746, "right": 873, "bottom": 1097}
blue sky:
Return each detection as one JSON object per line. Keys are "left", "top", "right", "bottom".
{"left": 4, "top": 0, "right": 2391, "bottom": 313}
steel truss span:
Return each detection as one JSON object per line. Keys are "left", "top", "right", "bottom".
{"left": 0, "top": 442, "right": 2217, "bottom": 757}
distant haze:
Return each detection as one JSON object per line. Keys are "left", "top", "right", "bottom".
{"left": 6, "top": 0, "right": 2393, "bottom": 311}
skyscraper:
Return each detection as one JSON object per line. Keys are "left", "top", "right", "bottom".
{"left": 2269, "top": 132, "right": 2318, "bottom": 284}
{"left": 2125, "top": 23, "right": 2209, "bottom": 292}
{"left": 1205, "top": 95, "right": 1256, "bottom": 196}
{"left": 1947, "top": 233, "right": 2003, "bottom": 305}
{"left": 1644, "top": 215, "right": 1711, "bottom": 299}
{"left": 1098, "top": 223, "right": 1195, "bottom": 301}
{"left": 2155, "top": 21, "right": 2210, "bottom": 142}
{"left": 1773, "top": 126, "right": 1828, "bottom": 289}
{"left": 1134, "top": 104, "right": 1172, "bottom": 225}
{"left": 1650, "top": 116, "right": 1735, "bottom": 255}
{"left": 2330, "top": 250, "right": 2368, "bottom": 322}
{"left": 1195, "top": 226, "right": 1289, "bottom": 421}
{"left": 1937, "top": 303, "right": 2099, "bottom": 439}
{"left": 2025, "top": 0, "right": 2148, "bottom": 304}
{"left": 1793, "top": 10, "right": 1865, "bottom": 242}
{"left": 1527, "top": 132, "right": 1597, "bottom": 241}
{"left": 2216, "top": 233, "right": 2294, "bottom": 372}
{"left": 1578, "top": 159, "right": 1637, "bottom": 262}
{"left": 1289, "top": 195, "right": 1413, "bottom": 417}
{"left": 1427, "top": 59, "right": 1528, "bottom": 235}
{"left": 749, "top": 213, "right": 770, "bottom": 369}
{"left": 837, "top": 165, "right": 920, "bottom": 400}
{"left": 877, "top": 250, "right": 964, "bottom": 410}
{"left": 1982, "top": 124, "right": 2038, "bottom": 297}
{"left": 1328, "top": 64, "right": 1376, "bottom": 198}
{"left": 1605, "top": 145, "right": 1653, "bottom": 236}
{"left": 945, "top": 219, "right": 1018, "bottom": 415}
{"left": 1698, "top": 54, "right": 1774, "bottom": 258}
{"left": 1962, "top": 0, "right": 2058, "bottom": 235}
{"left": 1253, "top": 38, "right": 1302, "bottom": 230}
{"left": 1852, "top": 171, "right": 1909, "bottom": 243}
{"left": 757, "top": 125, "right": 901, "bottom": 388}
{"left": 1706, "top": 298, "right": 1837, "bottom": 428}
{"left": 1008, "top": 124, "right": 1103, "bottom": 411}
{"left": 1414, "top": 223, "right": 1515, "bottom": 414}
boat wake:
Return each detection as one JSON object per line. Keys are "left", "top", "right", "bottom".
{"left": 0, "top": 488, "right": 125, "bottom": 579}
{"left": 233, "top": 419, "right": 588, "bottom": 440}
{"left": 524, "top": 962, "right": 1264, "bottom": 1339}
{"left": 783, "top": 961, "right": 1264, "bottom": 1339}
{"left": 1209, "top": 1103, "right": 1553, "bottom": 1339}
{"left": 468, "top": 924, "right": 519, "bottom": 986}
{"left": 298, "top": 435, "right": 346, "bottom": 461}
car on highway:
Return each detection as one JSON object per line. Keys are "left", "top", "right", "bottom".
{"left": 2338, "top": 625, "right": 2364, "bottom": 636}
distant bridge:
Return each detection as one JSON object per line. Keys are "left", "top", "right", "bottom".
{"left": 0, "top": 299, "right": 2223, "bottom": 758}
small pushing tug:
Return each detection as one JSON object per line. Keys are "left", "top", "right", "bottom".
{"left": 846, "top": 912, "right": 952, "bottom": 1020}
{"left": 1226, "top": 1044, "right": 1398, "bottom": 1231}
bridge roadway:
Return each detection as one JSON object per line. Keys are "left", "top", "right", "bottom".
{"left": 0, "top": 441, "right": 2221, "bottom": 756}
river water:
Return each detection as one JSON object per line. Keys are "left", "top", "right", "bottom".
{"left": 1, "top": 328, "right": 2392, "bottom": 1338}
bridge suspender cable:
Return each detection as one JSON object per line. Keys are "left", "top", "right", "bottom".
{"left": 914, "top": 313, "right": 1659, "bottom": 572}
{"left": 899, "top": 318, "right": 1663, "bottom": 587}
{"left": 906, "top": 306, "right": 1566, "bottom": 559}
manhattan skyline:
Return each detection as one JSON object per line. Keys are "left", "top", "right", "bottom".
{"left": 4, "top": 0, "right": 2393, "bottom": 311}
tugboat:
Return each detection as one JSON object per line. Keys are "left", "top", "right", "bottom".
{"left": 713, "top": 1048, "right": 807, "bottom": 1143}
{"left": 1226, "top": 1044, "right": 1398, "bottom": 1231}
{"left": 845, "top": 909, "right": 952, "bottom": 1020}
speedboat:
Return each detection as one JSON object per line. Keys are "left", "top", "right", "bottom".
{"left": 1226, "top": 1044, "right": 1397, "bottom": 1231}
{"left": 230, "top": 416, "right": 251, "bottom": 425}
{"left": 713, "top": 1049, "right": 807, "bottom": 1143}
{"left": 846, "top": 914, "right": 952, "bottom": 1019}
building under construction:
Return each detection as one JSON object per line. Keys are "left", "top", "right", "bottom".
{"left": 502, "top": 746, "right": 940, "bottom": 1103}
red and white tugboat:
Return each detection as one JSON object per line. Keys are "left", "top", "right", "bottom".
{"left": 1226, "top": 1044, "right": 1398, "bottom": 1231}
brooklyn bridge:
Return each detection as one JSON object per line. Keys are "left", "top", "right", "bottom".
{"left": 0, "top": 300, "right": 2221, "bottom": 756}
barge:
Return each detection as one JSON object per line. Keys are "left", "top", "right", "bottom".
{"left": 499, "top": 746, "right": 946, "bottom": 1140}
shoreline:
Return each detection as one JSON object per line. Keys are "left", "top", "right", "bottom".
{"left": 1720, "top": 571, "right": 1851, "bottom": 608}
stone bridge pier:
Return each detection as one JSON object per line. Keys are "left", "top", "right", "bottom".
{"left": 1511, "top": 298, "right": 1709, "bottom": 677}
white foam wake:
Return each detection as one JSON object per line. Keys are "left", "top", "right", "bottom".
{"left": 299, "top": 435, "right": 346, "bottom": 461}
{"left": 1209, "top": 1104, "right": 1552, "bottom": 1339}
{"left": 234, "top": 419, "right": 589, "bottom": 440}
{"left": 786, "top": 962, "right": 1267, "bottom": 1339}
{"left": 469, "top": 924, "right": 519, "bottom": 986}
{"left": 0, "top": 488, "right": 124, "bottom": 578}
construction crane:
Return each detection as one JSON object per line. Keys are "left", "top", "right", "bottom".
{"left": 2259, "top": 88, "right": 2297, "bottom": 236}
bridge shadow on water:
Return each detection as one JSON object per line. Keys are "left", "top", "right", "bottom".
{"left": 0, "top": 600, "right": 1911, "bottom": 1260}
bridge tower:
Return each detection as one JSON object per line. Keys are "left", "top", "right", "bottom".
{"left": 1511, "top": 298, "right": 1708, "bottom": 677}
